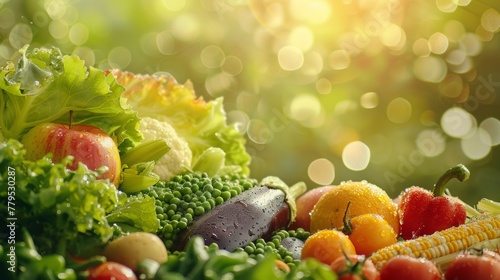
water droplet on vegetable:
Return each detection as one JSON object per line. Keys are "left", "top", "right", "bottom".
{"left": 211, "top": 233, "right": 219, "bottom": 240}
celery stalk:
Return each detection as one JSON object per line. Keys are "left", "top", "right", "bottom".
{"left": 477, "top": 198, "right": 500, "bottom": 216}
{"left": 121, "top": 139, "right": 170, "bottom": 166}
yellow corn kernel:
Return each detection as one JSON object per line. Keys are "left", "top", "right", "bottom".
{"left": 369, "top": 215, "right": 500, "bottom": 270}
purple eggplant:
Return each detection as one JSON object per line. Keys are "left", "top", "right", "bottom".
{"left": 173, "top": 177, "right": 306, "bottom": 252}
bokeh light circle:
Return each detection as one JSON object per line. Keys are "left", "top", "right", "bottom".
{"left": 416, "top": 129, "right": 446, "bottom": 157}
{"left": 221, "top": 55, "right": 243, "bottom": 76}
{"left": 360, "top": 92, "right": 378, "bottom": 109}
{"left": 387, "top": 97, "right": 412, "bottom": 124}
{"left": 316, "top": 78, "right": 332, "bottom": 94}
{"left": 308, "top": 158, "right": 335, "bottom": 185}
{"left": 413, "top": 56, "right": 447, "bottom": 83}
{"left": 0, "top": 8, "right": 15, "bottom": 30}
{"left": 380, "top": 23, "right": 406, "bottom": 50}
{"left": 289, "top": 94, "right": 323, "bottom": 127}
{"left": 9, "top": 23, "right": 32, "bottom": 49}
{"left": 205, "top": 72, "right": 235, "bottom": 97}
{"left": 480, "top": 117, "right": 500, "bottom": 146}
{"left": 247, "top": 119, "right": 273, "bottom": 144}
{"left": 278, "top": 45, "right": 304, "bottom": 71}
{"left": 481, "top": 8, "right": 500, "bottom": 33}
{"left": 429, "top": 32, "right": 449, "bottom": 54}
{"left": 462, "top": 33, "right": 482, "bottom": 56}
{"left": 69, "top": 23, "right": 89, "bottom": 45}
{"left": 171, "top": 14, "right": 200, "bottom": 41}
{"left": 413, "top": 38, "right": 431, "bottom": 57}
{"left": 441, "top": 107, "right": 476, "bottom": 138}
{"left": 156, "top": 31, "right": 175, "bottom": 55}
{"left": 108, "top": 46, "right": 132, "bottom": 69}
{"left": 461, "top": 128, "right": 491, "bottom": 160}
{"left": 444, "top": 20, "right": 466, "bottom": 42}
{"left": 439, "top": 74, "right": 464, "bottom": 98}
{"left": 163, "top": 0, "right": 186, "bottom": 11}
{"left": 201, "top": 45, "right": 225, "bottom": 69}
{"left": 227, "top": 110, "right": 250, "bottom": 134}
{"left": 446, "top": 49, "right": 467, "bottom": 65}
{"left": 288, "top": 26, "right": 314, "bottom": 51}
{"left": 342, "top": 141, "right": 370, "bottom": 171}
{"left": 289, "top": 0, "right": 331, "bottom": 25}
{"left": 49, "top": 20, "right": 69, "bottom": 40}
{"left": 436, "top": 0, "right": 458, "bottom": 13}
{"left": 329, "top": 50, "right": 350, "bottom": 70}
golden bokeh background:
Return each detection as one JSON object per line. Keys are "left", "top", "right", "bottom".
{"left": 1, "top": 0, "right": 499, "bottom": 204}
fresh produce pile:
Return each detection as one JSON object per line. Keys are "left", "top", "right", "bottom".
{"left": 1, "top": 46, "right": 500, "bottom": 280}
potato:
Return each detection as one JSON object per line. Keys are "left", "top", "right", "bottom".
{"left": 103, "top": 232, "right": 168, "bottom": 271}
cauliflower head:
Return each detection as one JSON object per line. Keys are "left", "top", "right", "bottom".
{"left": 138, "top": 116, "right": 192, "bottom": 181}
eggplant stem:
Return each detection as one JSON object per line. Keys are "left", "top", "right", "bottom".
{"left": 288, "top": 181, "right": 307, "bottom": 200}
{"left": 259, "top": 176, "right": 307, "bottom": 227}
{"left": 433, "top": 164, "right": 470, "bottom": 197}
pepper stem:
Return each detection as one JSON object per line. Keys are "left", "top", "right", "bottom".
{"left": 432, "top": 164, "right": 470, "bottom": 197}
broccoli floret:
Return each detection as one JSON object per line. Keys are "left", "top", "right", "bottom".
{"left": 141, "top": 171, "right": 258, "bottom": 250}
{"left": 235, "top": 228, "right": 311, "bottom": 269}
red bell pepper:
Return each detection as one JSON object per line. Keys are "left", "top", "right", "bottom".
{"left": 398, "top": 164, "right": 470, "bottom": 240}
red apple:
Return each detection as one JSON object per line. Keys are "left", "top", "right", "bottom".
{"left": 289, "top": 185, "right": 335, "bottom": 231}
{"left": 21, "top": 123, "right": 121, "bottom": 186}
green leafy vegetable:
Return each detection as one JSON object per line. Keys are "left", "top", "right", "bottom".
{"left": 106, "top": 194, "right": 160, "bottom": 233}
{"left": 0, "top": 139, "right": 158, "bottom": 258}
{"left": 110, "top": 70, "right": 251, "bottom": 177}
{"left": 0, "top": 45, "right": 142, "bottom": 152}
{"left": 0, "top": 139, "right": 118, "bottom": 255}
{"left": 153, "top": 236, "right": 337, "bottom": 280}
{"left": 120, "top": 161, "right": 162, "bottom": 193}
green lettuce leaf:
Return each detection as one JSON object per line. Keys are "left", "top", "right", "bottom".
{"left": 0, "top": 139, "right": 159, "bottom": 257}
{"left": 111, "top": 70, "right": 251, "bottom": 175}
{"left": 0, "top": 139, "right": 118, "bottom": 255}
{"left": 106, "top": 194, "right": 160, "bottom": 232}
{"left": 0, "top": 45, "right": 142, "bottom": 152}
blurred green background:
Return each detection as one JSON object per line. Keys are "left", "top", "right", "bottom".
{"left": 1, "top": 0, "right": 499, "bottom": 204}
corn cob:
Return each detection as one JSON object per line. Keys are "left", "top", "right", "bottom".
{"left": 369, "top": 215, "right": 500, "bottom": 270}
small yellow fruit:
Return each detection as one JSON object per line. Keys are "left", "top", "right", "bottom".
{"left": 310, "top": 180, "right": 399, "bottom": 235}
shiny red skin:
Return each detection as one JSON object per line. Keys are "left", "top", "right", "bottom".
{"left": 289, "top": 185, "right": 335, "bottom": 231}
{"left": 444, "top": 250, "right": 500, "bottom": 280}
{"left": 22, "top": 123, "right": 121, "bottom": 186}
{"left": 398, "top": 186, "right": 466, "bottom": 240}
{"left": 379, "top": 255, "right": 441, "bottom": 280}
{"left": 87, "top": 262, "right": 137, "bottom": 280}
